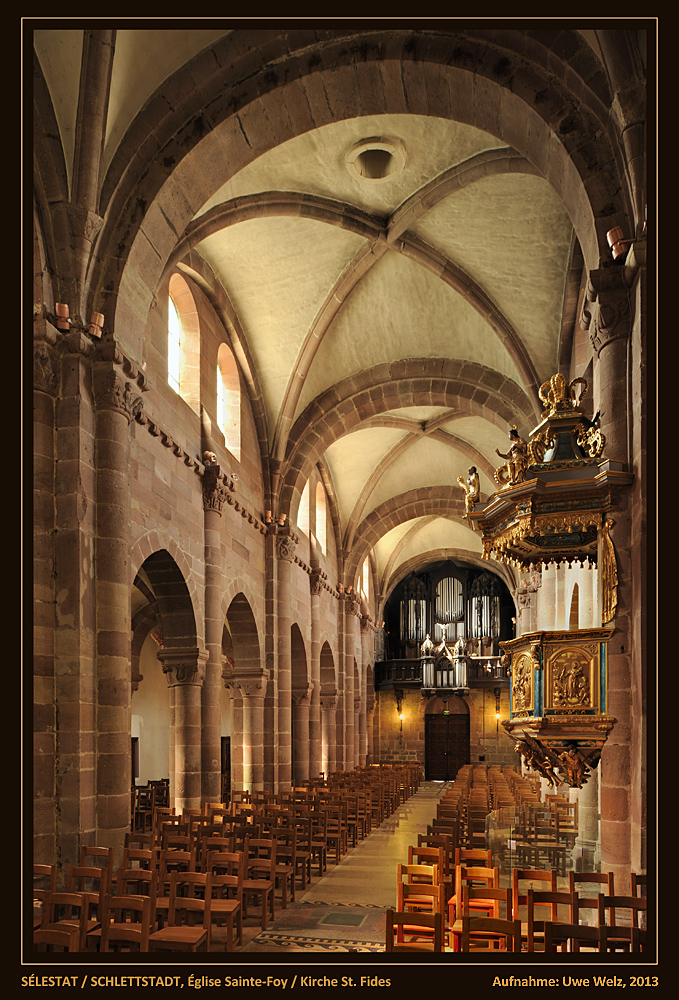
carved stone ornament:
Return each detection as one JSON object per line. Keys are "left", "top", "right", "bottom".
{"left": 513, "top": 734, "right": 592, "bottom": 789}
{"left": 92, "top": 366, "right": 143, "bottom": 421}
{"left": 292, "top": 684, "right": 314, "bottom": 708}
{"left": 276, "top": 534, "right": 296, "bottom": 563}
{"left": 320, "top": 696, "right": 338, "bottom": 712}
{"left": 580, "top": 268, "right": 633, "bottom": 357}
{"left": 33, "top": 340, "right": 60, "bottom": 395}
{"left": 310, "top": 569, "right": 323, "bottom": 597}
{"left": 202, "top": 465, "right": 229, "bottom": 515}
{"left": 225, "top": 672, "right": 268, "bottom": 698}
{"left": 157, "top": 647, "right": 207, "bottom": 687}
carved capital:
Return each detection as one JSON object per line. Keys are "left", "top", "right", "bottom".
{"left": 225, "top": 671, "right": 268, "bottom": 699}
{"left": 580, "top": 269, "right": 632, "bottom": 357}
{"left": 310, "top": 569, "right": 323, "bottom": 596}
{"left": 157, "top": 646, "right": 207, "bottom": 687}
{"left": 33, "top": 339, "right": 60, "bottom": 395}
{"left": 292, "top": 684, "right": 314, "bottom": 708}
{"left": 92, "top": 365, "right": 143, "bottom": 422}
{"left": 320, "top": 696, "right": 338, "bottom": 712}
{"left": 202, "top": 465, "right": 229, "bottom": 515}
{"left": 276, "top": 534, "right": 296, "bottom": 563}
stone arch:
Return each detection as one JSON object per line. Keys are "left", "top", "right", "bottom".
{"left": 320, "top": 641, "right": 336, "bottom": 696}
{"left": 139, "top": 548, "right": 198, "bottom": 650}
{"left": 281, "top": 359, "right": 535, "bottom": 519}
{"left": 224, "top": 592, "right": 262, "bottom": 675}
{"left": 92, "top": 30, "right": 632, "bottom": 363}
{"left": 381, "top": 548, "right": 517, "bottom": 614}
{"left": 130, "top": 530, "right": 203, "bottom": 644}
{"left": 291, "top": 622, "right": 308, "bottom": 691}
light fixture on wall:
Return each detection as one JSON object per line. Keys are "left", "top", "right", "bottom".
{"left": 606, "top": 227, "right": 634, "bottom": 262}
{"left": 395, "top": 688, "right": 404, "bottom": 731}
{"left": 55, "top": 303, "right": 70, "bottom": 331}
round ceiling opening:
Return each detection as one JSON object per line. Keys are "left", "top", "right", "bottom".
{"left": 345, "top": 137, "right": 406, "bottom": 181}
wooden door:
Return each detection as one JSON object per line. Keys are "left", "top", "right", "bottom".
{"left": 425, "top": 714, "right": 469, "bottom": 780}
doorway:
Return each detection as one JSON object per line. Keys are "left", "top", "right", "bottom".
{"left": 425, "top": 712, "right": 470, "bottom": 781}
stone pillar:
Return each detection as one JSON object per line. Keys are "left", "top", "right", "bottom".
{"left": 574, "top": 771, "right": 600, "bottom": 871}
{"left": 276, "top": 533, "right": 295, "bottom": 788}
{"left": 158, "top": 647, "right": 207, "bottom": 811}
{"left": 581, "top": 267, "right": 637, "bottom": 883}
{"left": 343, "top": 597, "right": 359, "bottom": 771}
{"left": 227, "top": 675, "right": 267, "bottom": 792}
{"left": 292, "top": 686, "right": 313, "bottom": 786}
{"left": 320, "top": 695, "right": 338, "bottom": 778}
{"left": 555, "top": 566, "right": 567, "bottom": 630}
{"left": 201, "top": 464, "right": 229, "bottom": 805}
{"left": 33, "top": 330, "right": 61, "bottom": 865}
{"left": 92, "top": 351, "right": 145, "bottom": 858}
{"left": 308, "top": 571, "right": 323, "bottom": 780}
{"left": 359, "top": 616, "right": 373, "bottom": 766}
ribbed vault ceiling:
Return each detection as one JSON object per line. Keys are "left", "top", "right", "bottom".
{"left": 35, "top": 28, "right": 583, "bottom": 603}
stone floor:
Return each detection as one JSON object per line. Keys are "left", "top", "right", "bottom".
{"left": 228, "top": 780, "right": 451, "bottom": 954}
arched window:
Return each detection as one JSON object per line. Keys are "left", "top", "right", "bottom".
{"left": 297, "top": 480, "right": 310, "bottom": 536}
{"left": 216, "top": 341, "right": 241, "bottom": 460}
{"left": 361, "top": 557, "right": 370, "bottom": 598}
{"left": 315, "top": 482, "right": 327, "bottom": 553}
{"left": 167, "top": 273, "right": 200, "bottom": 414}
{"left": 469, "top": 573, "right": 501, "bottom": 638}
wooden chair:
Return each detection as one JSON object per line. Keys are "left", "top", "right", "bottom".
{"left": 87, "top": 867, "right": 158, "bottom": 951}
{"left": 397, "top": 863, "right": 444, "bottom": 917}
{"left": 155, "top": 848, "right": 196, "bottom": 930}
{"left": 449, "top": 884, "right": 513, "bottom": 951}
{"left": 512, "top": 867, "right": 557, "bottom": 949}
{"left": 526, "top": 888, "right": 578, "bottom": 952}
{"left": 543, "top": 920, "right": 602, "bottom": 953}
{"left": 33, "top": 926, "right": 81, "bottom": 952}
{"left": 99, "top": 893, "right": 152, "bottom": 953}
{"left": 630, "top": 872, "right": 647, "bottom": 897}
{"left": 597, "top": 894, "right": 647, "bottom": 952}
{"left": 568, "top": 870, "right": 614, "bottom": 923}
{"left": 460, "top": 915, "right": 522, "bottom": 953}
{"left": 385, "top": 910, "right": 444, "bottom": 953}
{"left": 449, "top": 865, "right": 499, "bottom": 922}
{"left": 40, "top": 891, "right": 95, "bottom": 952}
{"left": 205, "top": 851, "right": 244, "bottom": 952}
{"left": 148, "top": 871, "right": 212, "bottom": 953}
{"left": 33, "top": 864, "right": 57, "bottom": 929}
{"left": 242, "top": 840, "right": 276, "bottom": 930}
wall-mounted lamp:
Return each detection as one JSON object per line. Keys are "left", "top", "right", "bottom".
{"left": 395, "top": 688, "right": 404, "bottom": 730}
{"left": 606, "top": 227, "right": 635, "bottom": 262}
{"left": 494, "top": 687, "right": 501, "bottom": 733}
{"left": 264, "top": 511, "right": 273, "bottom": 524}
{"left": 88, "top": 311, "right": 105, "bottom": 338}
{"left": 277, "top": 512, "right": 287, "bottom": 526}
{"left": 55, "top": 303, "right": 70, "bottom": 331}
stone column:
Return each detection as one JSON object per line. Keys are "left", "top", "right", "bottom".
{"left": 308, "top": 571, "right": 323, "bottom": 780}
{"left": 574, "top": 771, "right": 601, "bottom": 871}
{"left": 201, "top": 464, "right": 229, "bottom": 805}
{"left": 158, "top": 647, "right": 207, "bottom": 811}
{"left": 33, "top": 329, "right": 61, "bottom": 865}
{"left": 276, "top": 533, "right": 295, "bottom": 788}
{"left": 226, "top": 675, "right": 267, "bottom": 792}
{"left": 92, "top": 351, "right": 145, "bottom": 858}
{"left": 320, "top": 695, "right": 338, "bottom": 778}
{"left": 359, "top": 616, "right": 373, "bottom": 766}
{"left": 292, "top": 686, "right": 313, "bottom": 786}
{"left": 581, "top": 267, "right": 637, "bottom": 883}
{"left": 343, "top": 597, "right": 359, "bottom": 771}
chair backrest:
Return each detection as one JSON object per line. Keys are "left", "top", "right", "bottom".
{"left": 167, "top": 871, "right": 212, "bottom": 927}
{"left": 461, "top": 915, "right": 522, "bottom": 952}
{"left": 408, "top": 845, "right": 445, "bottom": 876}
{"left": 397, "top": 862, "right": 439, "bottom": 886}
{"left": 33, "top": 926, "right": 81, "bottom": 952}
{"left": 100, "top": 893, "right": 151, "bottom": 952}
{"left": 630, "top": 873, "right": 647, "bottom": 897}
{"left": 79, "top": 846, "right": 114, "bottom": 881}
{"left": 454, "top": 847, "right": 492, "bottom": 868}
{"left": 543, "top": 920, "right": 602, "bottom": 953}
{"left": 526, "top": 888, "right": 578, "bottom": 951}
{"left": 512, "top": 867, "right": 557, "bottom": 915}
{"left": 385, "top": 909, "right": 444, "bottom": 952}
{"left": 41, "top": 890, "right": 95, "bottom": 950}
{"left": 397, "top": 881, "right": 445, "bottom": 914}
{"left": 461, "top": 884, "right": 513, "bottom": 920}
{"left": 207, "top": 851, "right": 245, "bottom": 900}
{"left": 33, "top": 864, "right": 57, "bottom": 904}
{"left": 597, "top": 893, "right": 647, "bottom": 929}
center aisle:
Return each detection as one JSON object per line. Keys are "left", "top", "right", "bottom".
{"left": 240, "top": 781, "right": 448, "bottom": 954}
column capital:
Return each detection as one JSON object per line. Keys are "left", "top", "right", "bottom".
{"left": 202, "top": 464, "right": 230, "bottom": 515}
{"left": 320, "top": 695, "right": 338, "bottom": 711}
{"left": 224, "top": 669, "right": 268, "bottom": 698}
{"left": 292, "top": 683, "right": 314, "bottom": 708}
{"left": 276, "top": 533, "right": 296, "bottom": 563}
{"left": 92, "top": 364, "right": 144, "bottom": 422}
{"left": 580, "top": 267, "right": 633, "bottom": 358}
{"left": 310, "top": 568, "right": 324, "bottom": 596}
{"left": 33, "top": 338, "right": 61, "bottom": 396}
{"left": 157, "top": 646, "right": 207, "bottom": 687}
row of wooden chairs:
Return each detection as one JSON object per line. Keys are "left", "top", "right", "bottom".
{"left": 386, "top": 837, "right": 648, "bottom": 953}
